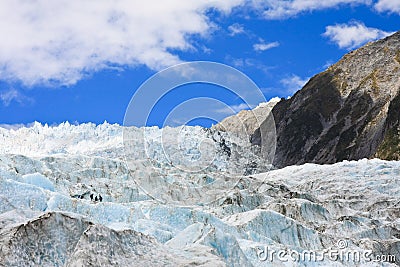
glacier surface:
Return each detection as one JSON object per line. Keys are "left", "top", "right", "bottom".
{"left": 0, "top": 122, "right": 399, "bottom": 266}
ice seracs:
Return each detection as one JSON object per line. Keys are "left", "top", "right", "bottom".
{"left": 0, "top": 123, "right": 399, "bottom": 266}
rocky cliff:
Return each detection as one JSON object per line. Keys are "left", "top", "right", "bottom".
{"left": 253, "top": 31, "right": 400, "bottom": 168}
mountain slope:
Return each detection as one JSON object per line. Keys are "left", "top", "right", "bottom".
{"left": 253, "top": 31, "right": 400, "bottom": 167}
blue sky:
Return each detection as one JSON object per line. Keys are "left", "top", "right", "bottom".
{"left": 0, "top": 0, "right": 399, "bottom": 127}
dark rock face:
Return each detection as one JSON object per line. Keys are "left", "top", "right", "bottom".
{"left": 253, "top": 31, "right": 400, "bottom": 168}
{"left": 376, "top": 91, "right": 400, "bottom": 160}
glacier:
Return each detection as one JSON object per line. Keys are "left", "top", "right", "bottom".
{"left": 0, "top": 122, "right": 399, "bottom": 266}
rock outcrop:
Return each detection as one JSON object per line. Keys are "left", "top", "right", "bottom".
{"left": 253, "top": 31, "right": 400, "bottom": 167}
{"left": 212, "top": 98, "right": 280, "bottom": 135}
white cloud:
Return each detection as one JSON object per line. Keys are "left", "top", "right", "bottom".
{"left": 228, "top": 23, "right": 245, "bottom": 36}
{"left": 323, "top": 21, "right": 394, "bottom": 49}
{"left": 0, "top": 89, "right": 34, "bottom": 106}
{"left": 257, "top": 0, "right": 370, "bottom": 19}
{"left": 253, "top": 41, "right": 280, "bottom": 51}
{"left": 253, "top": 0, "right": 399, "bottom": 19}
{"left": 0, "top": 0, "right": 244, "bottom": 87}
{"left": 215, "top": 103, "right": 255, "bottom": 114}
{"left": 280, "top": 74, "right": 309, "bottom": 94}
{"left": 374, "top": 0, "right": 400, "bottom": 14}
{"left": 227, "top": 56, "right": 260, "bottom": 68}
{"left": 2, "top": 1, "right": 396, "bottom": 88}
{"left": 226, "top": 56, "right": 274, "bottom": 74}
